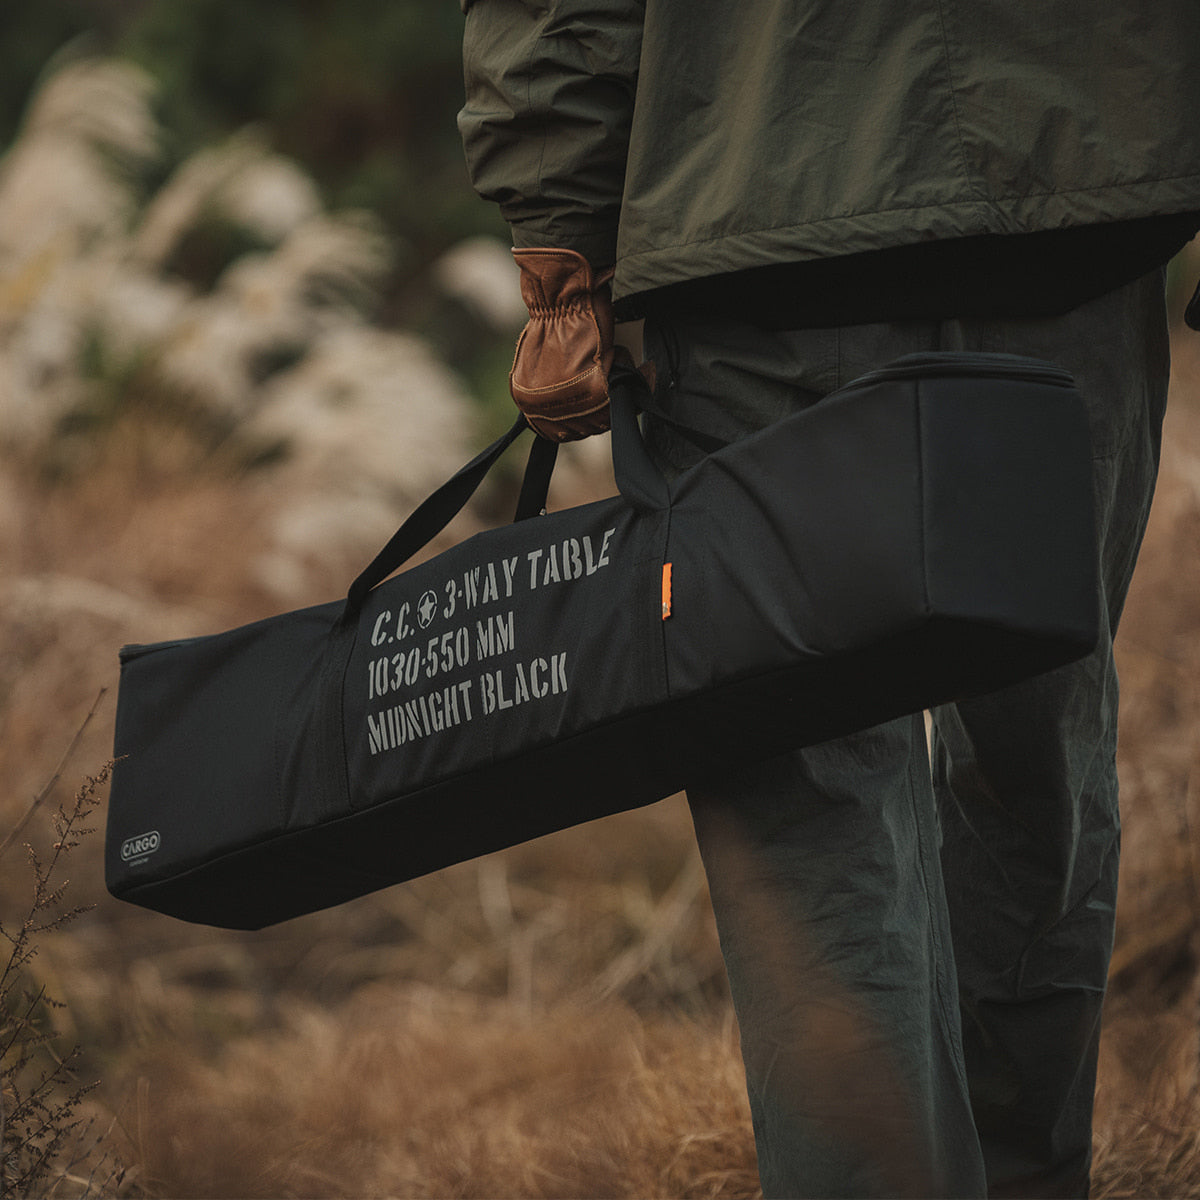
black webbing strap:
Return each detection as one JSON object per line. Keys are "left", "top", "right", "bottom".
{"left": 513, "top": 433, "right": 559, "bottom": 521}
{"left": 343, "top": 414, "right": 529, "bottom": 621}
{"left": 341, "top": 368, "right": 674, "bottom": 623}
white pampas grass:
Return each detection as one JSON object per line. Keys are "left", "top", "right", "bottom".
{"left": 247, "top": 324, "right": 474, "bottom": 501}
{"left": 0, "top": 58, "right": 156, "bottom": 275}
{"left": 0, "top": 54, "right": 482, "bottom": 601}
{"left": 218, "top": 151, "right": 324, "bottom": 243}
{"left": 154, "top": 212, "right": 392, "bottom": 418}
{"left": 131, "top": 130, "right": 323, "bottom": 270}
{"left": 245, "top": 324, "right": 478, "bottom": 599}
{"left": 432, "top": 235, "right": 526, "bottom": 332}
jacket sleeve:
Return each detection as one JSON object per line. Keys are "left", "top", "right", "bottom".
{"left": 458, "top": 0, "right": 644, "bottom": 267}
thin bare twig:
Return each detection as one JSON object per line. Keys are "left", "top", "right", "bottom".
{"left": 0, "top": 689, "right": 105, "bottom": 866}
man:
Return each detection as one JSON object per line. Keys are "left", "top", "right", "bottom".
{"left": 457, "top": 2, "right": 1200, "bottom": 1195}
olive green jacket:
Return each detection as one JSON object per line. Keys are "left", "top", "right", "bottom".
{"left": 459, "top": 0, "right": 1200, "bottom": 310}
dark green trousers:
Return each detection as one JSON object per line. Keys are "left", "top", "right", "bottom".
{"left": 643, "top": 271, "right": 1169, "bottom": 1199}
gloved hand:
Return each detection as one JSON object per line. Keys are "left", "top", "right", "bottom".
{"left": 509, "top": 247, "right": 625, "bottom": 441}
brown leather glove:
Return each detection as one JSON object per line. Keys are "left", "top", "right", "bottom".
{"left": 509, "top": 247, "right": 623, "bottom": 441}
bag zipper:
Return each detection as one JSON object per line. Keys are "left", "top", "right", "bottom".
{"left": 841, "top": 351, "right": 1076, "bottom": 391}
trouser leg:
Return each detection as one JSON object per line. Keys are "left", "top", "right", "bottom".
{"left": 644, "top": 317, "right": 988, "bottom": 1198}
{"left": 929, "top": 272, "right": 1169, "bottom": 1198}
{"left": 644, "top": 270, "right": 1168, "bottom": 1199}
{"left": 688, "top": 716, "right": 986, "bottom": 1199}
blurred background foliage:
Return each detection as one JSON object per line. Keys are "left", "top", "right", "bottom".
{"left": 0, "top": 0, "right": 516, "bottom": 401}
{"left": 0, "top": 0, "right": 504, "bottom": 262}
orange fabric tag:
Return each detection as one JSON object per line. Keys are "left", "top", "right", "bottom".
{"left": 661, "top": 562, "right": 673, "bottom": 620}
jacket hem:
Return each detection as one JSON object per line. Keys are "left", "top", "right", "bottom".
{"left": 613, "top": 179, "right": 1200, "bottom": 302}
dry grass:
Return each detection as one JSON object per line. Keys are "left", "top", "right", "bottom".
{"left": 112, "top": 993, "right": 757, "bottom": 1200}
{"left": 1085, "top": 329, "right": 1200, "bottom": 1200}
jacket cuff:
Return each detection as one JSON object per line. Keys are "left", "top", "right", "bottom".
{"left": 510, "top": 221, "right": 619, "bottom": 272}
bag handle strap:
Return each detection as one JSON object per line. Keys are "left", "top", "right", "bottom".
{"left": 342, "top": 414, "right": 529, "bottom": 622}
{"left": 609, "top": 363, "right": 672, "bottom": 509}
{"left": 513, "top": 434, "right": 559, "bottom": 521}
{"left": 509, "top": 366, "right": 671, "bottom": 517}
{"left": 341, "top": 367, "right": 669, "bottom": 622}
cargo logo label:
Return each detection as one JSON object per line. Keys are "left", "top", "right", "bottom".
{"left": 121, "top": 831, "right": 161, "bottom": 864}
{"left": 362, "top": 527, "right": 616, "bottom": 757}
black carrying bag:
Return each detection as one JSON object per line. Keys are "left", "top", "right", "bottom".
{"left": 106, "top": 352, "right": 1099, "bottom": 929}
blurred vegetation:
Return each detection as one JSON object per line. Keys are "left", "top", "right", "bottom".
{"left": 0, "top": 1, "right": 508, "bottom": 324}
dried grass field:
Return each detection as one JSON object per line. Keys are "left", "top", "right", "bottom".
{"left": 0, "top": 326, "right": 1194, "bottom": 1199}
